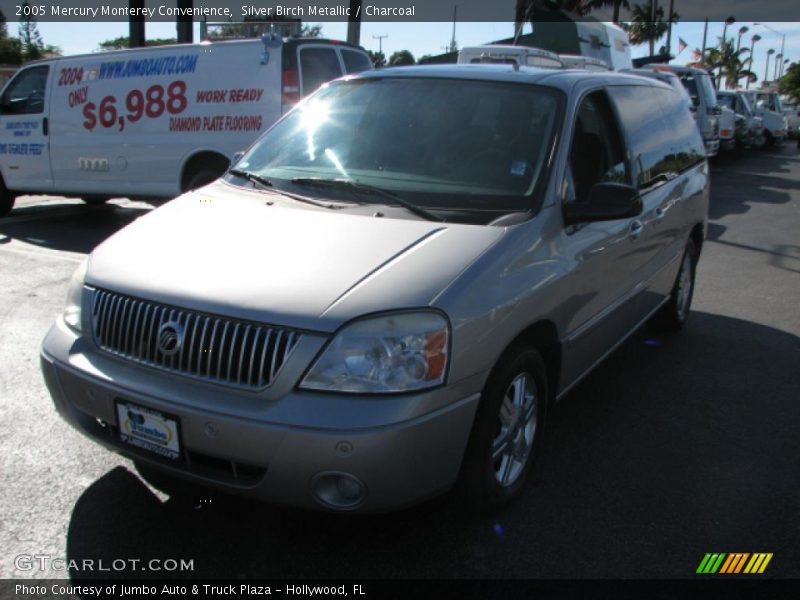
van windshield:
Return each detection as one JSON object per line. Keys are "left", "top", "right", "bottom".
{"left": 233, "top": 77, "right": 563, "bottom": 223}
{"left": 679, "top": 71, "right": 717, "bottom": 108}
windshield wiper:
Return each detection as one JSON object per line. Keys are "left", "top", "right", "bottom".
{"left": 228, "top": 168, "right": 274, "bottom": 189}
{"left": 228, "top": 169, "right": 337, "bottom": 209}
{"left": 291, "top": 177, "right": 444, "bottom": 222}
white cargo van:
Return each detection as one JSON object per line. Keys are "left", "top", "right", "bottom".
{"left": 0, "top": 37, "right": 371, "bottom": 217}
{"left": 457, "top": 45, "right": 564, "bottom": 68}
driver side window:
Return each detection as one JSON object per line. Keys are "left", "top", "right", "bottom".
{"left": 0, "top": 66, "right": 49, "bottom": 115}
{"left": 567, "top": 91, "right": 628, "bottom": 204}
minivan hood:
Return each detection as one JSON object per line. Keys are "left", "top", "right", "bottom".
{"left": 87, "top": 186, "right": 504, "bottom": 332}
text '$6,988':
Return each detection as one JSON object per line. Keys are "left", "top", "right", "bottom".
{"left": 82, "top": 81, "right": 188, "bottom": 131}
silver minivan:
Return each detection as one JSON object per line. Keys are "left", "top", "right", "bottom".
{"left": 41, "top": 65, "right": 709, "bottom": 513}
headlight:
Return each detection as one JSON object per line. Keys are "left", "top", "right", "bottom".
{"left": 300, "top": 312, "right": 449, "bottom": 393}
{"left": 63, "top": 257, "right": 88, "bottom": 334}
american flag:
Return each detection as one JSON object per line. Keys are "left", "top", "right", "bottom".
{"left": 691, "top": 49, "right": 702, "bottom": 61}
{"left": 678, "top": 38, "right": 688, "bottom": 55}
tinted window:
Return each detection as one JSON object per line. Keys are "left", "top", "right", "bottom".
{"left": 299, "top": 48, "right": 343, "bottom": 96}
{"left": 341, "top": 49, "right": 372, "bottom": 74}
{"left": 568, "top": 91, "right": 628, "bottom": 203}
{"left": 609, "top": 85, "right": 703, "bottom": 189}
{"left": 652, "top": 87, "right": 706, "bottom": 174}
{"left": 1, "top": 66, "right": 48, "bottom": 115}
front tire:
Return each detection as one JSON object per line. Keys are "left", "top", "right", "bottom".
{"left": 457, "top": 344, "right": 547, "bottom": 512}
{"left": 82, "top": 197, "right": 110, "bottom": 206}
{"left": 654, "top": 239, "right": 698, "bottom": 331}
{"left": 184, "top": 169, "right": 223, "bottom": 192}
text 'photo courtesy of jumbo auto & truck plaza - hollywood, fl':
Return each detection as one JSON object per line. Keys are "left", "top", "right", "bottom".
{"left": 0, "top": 1, "right": 799, "bottom": 599}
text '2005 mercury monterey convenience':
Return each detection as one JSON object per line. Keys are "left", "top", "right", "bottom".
{"left": 41, "top": 64, "right": 709, "bottom": 512}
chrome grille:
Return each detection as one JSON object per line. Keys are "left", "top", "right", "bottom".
{"left": 90, "top": 288, "right": 301, "bottom": 389}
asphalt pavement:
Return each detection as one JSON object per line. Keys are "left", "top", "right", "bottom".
{"left": 1, "top": 146, "right": 798, "bottom": 580}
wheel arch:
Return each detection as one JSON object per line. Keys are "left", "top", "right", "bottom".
{"left": 497, "top": 320, "right": 562, "bottom": 409}
{"left": 690, "top": 222, "right": 704, "bottom": 256}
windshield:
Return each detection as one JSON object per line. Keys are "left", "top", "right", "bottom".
{"left": 717, "top": 94, "right": 735, "bottom": 111}
{"left": 737, "top": 93, "right": 753, "bottom": 115}
{"left": 679, "top": 71, "right": 717, "bottom": 108}
{"left": 232, "top": 77, "right": 563, "bottom": 223}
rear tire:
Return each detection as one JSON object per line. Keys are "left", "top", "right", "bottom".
{"left": 456, "top": 344, "right": 547, "bottom": 512}
{"left": 653, "top": 239, "right": 698, "bottom": 332}
{"left": 0, "top": 182, "right": 14, "bottom": 217}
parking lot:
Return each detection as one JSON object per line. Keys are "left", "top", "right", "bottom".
{"left": 1, "top": 144, "right": 799, "bottom": 580}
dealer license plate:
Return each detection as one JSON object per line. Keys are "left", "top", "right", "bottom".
{"left": 115, "top": 401, "right": 181, "bottom": 461}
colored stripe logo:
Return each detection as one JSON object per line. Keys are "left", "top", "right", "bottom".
{"left": 697, "top": 553, "right": 773, "bottom": 574}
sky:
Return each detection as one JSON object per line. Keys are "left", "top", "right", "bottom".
{"left": 34, "top": 19, "right": 800, "bottom": 79}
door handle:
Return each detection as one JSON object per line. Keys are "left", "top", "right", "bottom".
{"left": 629, "top": 220, "right": 644, "bottom": 239}
{"left": 42, "top": 117, "right": 48, "bottom": 136}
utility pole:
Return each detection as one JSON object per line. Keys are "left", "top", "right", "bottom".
{"left": 649, "top": 0, "right": 658, "bottom": 57}
{"left": 176, "top": 0, "right": 193, "bottom": 44}
{"left": 754, "top": 23, "right": 786, "bottom": 78}
{"left": 746, "top": 34, "right": 761, "bottom": 90}
{"left": 373, "top": 34, "right": 387, "bottom": 57}
{"left": 666, "top": 0, "right": 674, "bottom": 57}
{"left": 700, "top": 19, "right": 708, "bottom": 64}
{"left": 129, "top": 0, "right": 145, "bottom": 47}
{"left": 764, "top": 48, "right": 774, "bottom": 84}
{"left": 347, "top": 0, "right": 362, "bottom": 46}
{"left": 449, "top": 5, "right": 458, "bottom": 54}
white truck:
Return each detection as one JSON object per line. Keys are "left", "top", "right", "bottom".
{"left": 0, "top": 36, "right": 372, "bottom": 217}
{"left": 739, "top": 90, "right": 788, "bottom": 146}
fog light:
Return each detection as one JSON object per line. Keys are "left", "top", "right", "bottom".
{"left": 311, "top": 472, "right": 367, "bottom": 510}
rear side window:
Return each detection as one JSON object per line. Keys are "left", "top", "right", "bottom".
{"left": 341, "top": 49, "right": 372, "bottom": 74}
{"left": 608, "top": 85, "right": 703, "bottom": 189}
{"left": 299, "top": 47, "right": 343, "bottom": 97}
{"left": 0, "top": 66, "right": 49, "bottom": 115}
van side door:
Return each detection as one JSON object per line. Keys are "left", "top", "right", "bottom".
{"left": 558, "top": 88, "right": 653, "bottom": 388}
{"left": 608, "top": 84, "right": 704, "bottom": 312}
{"left": 0, "top": 65, "right": 54, "bottom": 192}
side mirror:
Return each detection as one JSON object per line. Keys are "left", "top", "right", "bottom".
{"left": 230, "top": 151, "right": 245, "bottom": 166}
{"left": 563, "top": 182, "right": 642, "bottom": 225}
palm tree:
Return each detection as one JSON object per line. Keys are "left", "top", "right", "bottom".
{"left": 388, "top": 50, "right": 415, "bottom": 66}
{"left": 588, "top": 0, "right": 631, "bottom": 23}
{"left": 622, "top": 0, "right": 678, "bottom": 57}
{"left": 702, "top": 39, "right": 756, "bottom": 89}
{"left": 514, "top": 0, "right": 631, "bottom": 37}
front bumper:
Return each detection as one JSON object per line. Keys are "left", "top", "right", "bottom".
{"left": 704, "top": 138, "right": 720, "bottom": 158}
{"left": 41, "top": 317, "right": 482, "bottom": 512}
{"left": 720, "top": 136, "right": 736, "bottom": 152}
